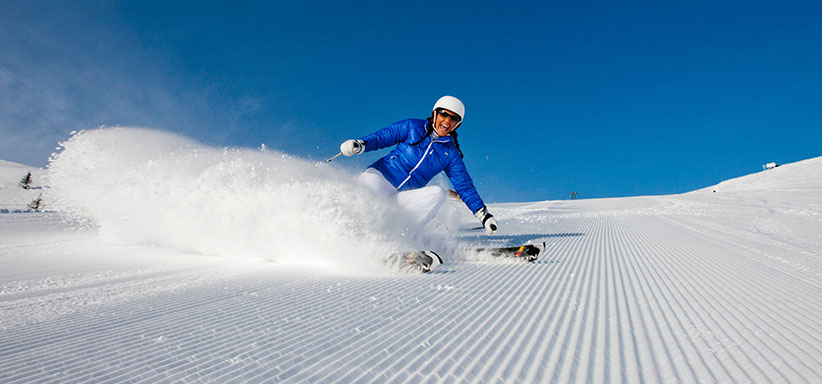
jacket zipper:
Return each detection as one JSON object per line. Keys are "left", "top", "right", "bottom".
{"left": 397, "top": 136, "right": 438, "bottom": 189}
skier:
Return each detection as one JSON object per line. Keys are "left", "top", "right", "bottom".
{"left": 339, "top": 95, "right": 498, "bottom": 235}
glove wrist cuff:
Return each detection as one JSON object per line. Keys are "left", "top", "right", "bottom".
{"left": 474, "top": 207, "right": 492, "bottom": 223}
{"left": 481, "top": 213, "right": 494, "bottom": 226}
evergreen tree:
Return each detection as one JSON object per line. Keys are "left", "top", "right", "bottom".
{"left": 28, "top": 194, "right": 43, "bottom": 210}
{"left": 19, "top": 172, "right": 32, "bottom": 190}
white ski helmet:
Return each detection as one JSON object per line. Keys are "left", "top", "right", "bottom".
{"left": 432, "top": 95, "right": 465, "bottom": 122}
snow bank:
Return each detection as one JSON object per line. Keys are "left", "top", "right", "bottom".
{"left": 46, "top": 127, "right": 421, "bottom": 274}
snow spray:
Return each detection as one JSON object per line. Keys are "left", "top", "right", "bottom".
{"left": 46, "top": 127, "right": 421, "bottom": 274}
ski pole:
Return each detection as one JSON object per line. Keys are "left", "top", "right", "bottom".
{"left": 325, "top": 152, "right": 343, "bottom": 163}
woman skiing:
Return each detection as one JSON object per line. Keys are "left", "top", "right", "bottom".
{"left": 339, "top": 95, "right": 498, "bottom": 235}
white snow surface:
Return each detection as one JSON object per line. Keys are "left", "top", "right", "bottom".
{"left": 1, "top": 128, "right": 821, "bottom": 383}
{"left": 0, "top": 159, "right": 44, "bottom": 211}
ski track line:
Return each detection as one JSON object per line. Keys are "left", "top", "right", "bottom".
{"left": 445, "top": 262, "right": 552, "bottom": 381}
{"left": 0, "top": 267, "right": 194, "bottom": 301}
{"left": 54, "top": 272, "right": 385, "bottom": 383}
{"left": 536, "top": 216, "right": 601, "bottom": 382}
{"left": 521, "top": 217, "right": 597, "bottom": 383}
{"left": 535, "top": 217, "right": 607, "bottom": 383}
{"left": 256, "top": 271, "right": 465, "bottom": 382}
{"left": 0, "top": 267, "right": 213, "bottom": 333}
{"left": 274, "top": 222, "right": 584, "bottom": 381}
{"left": 667, "top": 213, "right": 822, "bottom": 289}
{"left": 606, "top": 220, "right": 635, "bottom": 384}
{"left": 622, "top": 217, "right": 725, "bottom": 383}
{"left": 516, "top": 218, "right": 592, "bottom": 382}
{"left": 413, "top": 224, "right": 585, "bottom": 384}
{"left": 579, "top": 218, "right": 620, "bottom": 383}
{"left": 0, "top": 242, "right": 113, "bottom": 282}
{"left": 382, "top": 263, "right": 536, "bottom": 383}
{"left": 539, "top": 217, "right": 599, "bottom": 383}
{"left": 660, "top": 215, "right": 822, "bottom": 365}
{"left": 325, "top": 263, "right": 525, "bottom": 384}
{"left": 123, "top": 276, "right": 393, "bottom": 384}
{"left": 513, "top": 219, "right": 595, "bottom": 383}
{"left": 228, "top": 272, "right": 466, "bottom": 384}
{"left": 1, "top": 266, "right": 186, "bottom": 339}
{"left": 439, "top": 260, "right": 556, "bottom": 383}
{"left": 667, "top": 214, "right": 822, "bottom": 330}
{"left": 674, "top": 225, "right": 822, "bottom": 380}
{"left": 628, "top": 213, "right": 769, "bottom": 382}
{"left": 115, "top": 274, "right": 358, "bottom": 383}
{"left": 383, "top": 220, "right": 585, "bottom": 383}
{"left": 0, "top": 271, "right": 317, "bottom": 383}
{"left": 0, "top": 265, "right": 254, "bottom": 355}
{"left": 635, "top": 217, "right": 724, "bottom": 383}
{"left": 635, "top": 214, "right": 821, "bottom": 382}
{"left": 260, "top": 263, "right": 517, "bottom": 383}
{"left": 630, "top": 216, "right": 785, "bottom": 382}
{"left": 140, "top": 269, "right": 483, "bottom": 384}
{"left": 653, "top": 225, "right": 779, "bottom": 382}
{"left": 442, "top": 224, "right": 576, "bottom": 383}
{"left": 611, "top": 217, "right": 659, "bottom": 383}
{"left": 3, "top": 206, "right": 822, "bottom": 383}
{"left": 354, "top": 264, "right": 524, "bottom": 384}
{"left": 70, "top": 274, "right": 400, "bottom": 384}
{"left": 569, "top": 218, "right": 636, "bottom": 383}
{"left": 481, "top": 241, "right": 572, "bottom": 382}
{"left": 2, "top": 276, "right": 235, "bottom": 380}
{"left": 621, "top": 217, "right": 709, "bottom": 383}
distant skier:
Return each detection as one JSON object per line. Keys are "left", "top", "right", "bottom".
{"left": 339, "top": 95, "right": 498, "bottom": 235}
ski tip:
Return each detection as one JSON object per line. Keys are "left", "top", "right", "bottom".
{"left": 426, "top": 251, "right": 443, "bottom": 267}
{"left": 386, "top": 250, "right": 443, "bottom": 274}
{"left": 527, "top": 242, "right": 547, "bottom": 262}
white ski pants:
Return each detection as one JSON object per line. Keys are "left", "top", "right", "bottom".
{"left": 357, "top": 168, "right": 446, "bottom": 229}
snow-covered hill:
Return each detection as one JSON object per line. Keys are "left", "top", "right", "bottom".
{"left": 0, "top": 159, "right": 44, "bottom": 211}
{"left": 1, "top": 128, "right": 820, "bottom": 383}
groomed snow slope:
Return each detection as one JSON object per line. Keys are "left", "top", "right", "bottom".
{"left": 1, "top": 130, "right": 821, "bottom": 383}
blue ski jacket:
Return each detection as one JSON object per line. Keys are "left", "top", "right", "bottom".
{"left": 358, "top": 118, "right": 486, "bottom": 214}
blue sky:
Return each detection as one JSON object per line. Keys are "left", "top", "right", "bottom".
{"left": 2, "top": 1, "right": 820, "bottom": 203}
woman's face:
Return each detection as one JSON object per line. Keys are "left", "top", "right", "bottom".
{"left": 433, "top": 108, "right": 461, "bottom": 137}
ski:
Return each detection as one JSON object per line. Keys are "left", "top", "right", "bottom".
{"left": 387, "top": 242, "right": 545, "bottom": 273}
{"left": 472, "top": 242, "right": 546, "bottom": 262}
{"left": 386, "top": 250, "right": 443, "bottom": 273}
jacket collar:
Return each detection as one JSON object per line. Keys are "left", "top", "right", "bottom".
{"left": 430, "top": 132, "right": 452, "bottom": 144}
